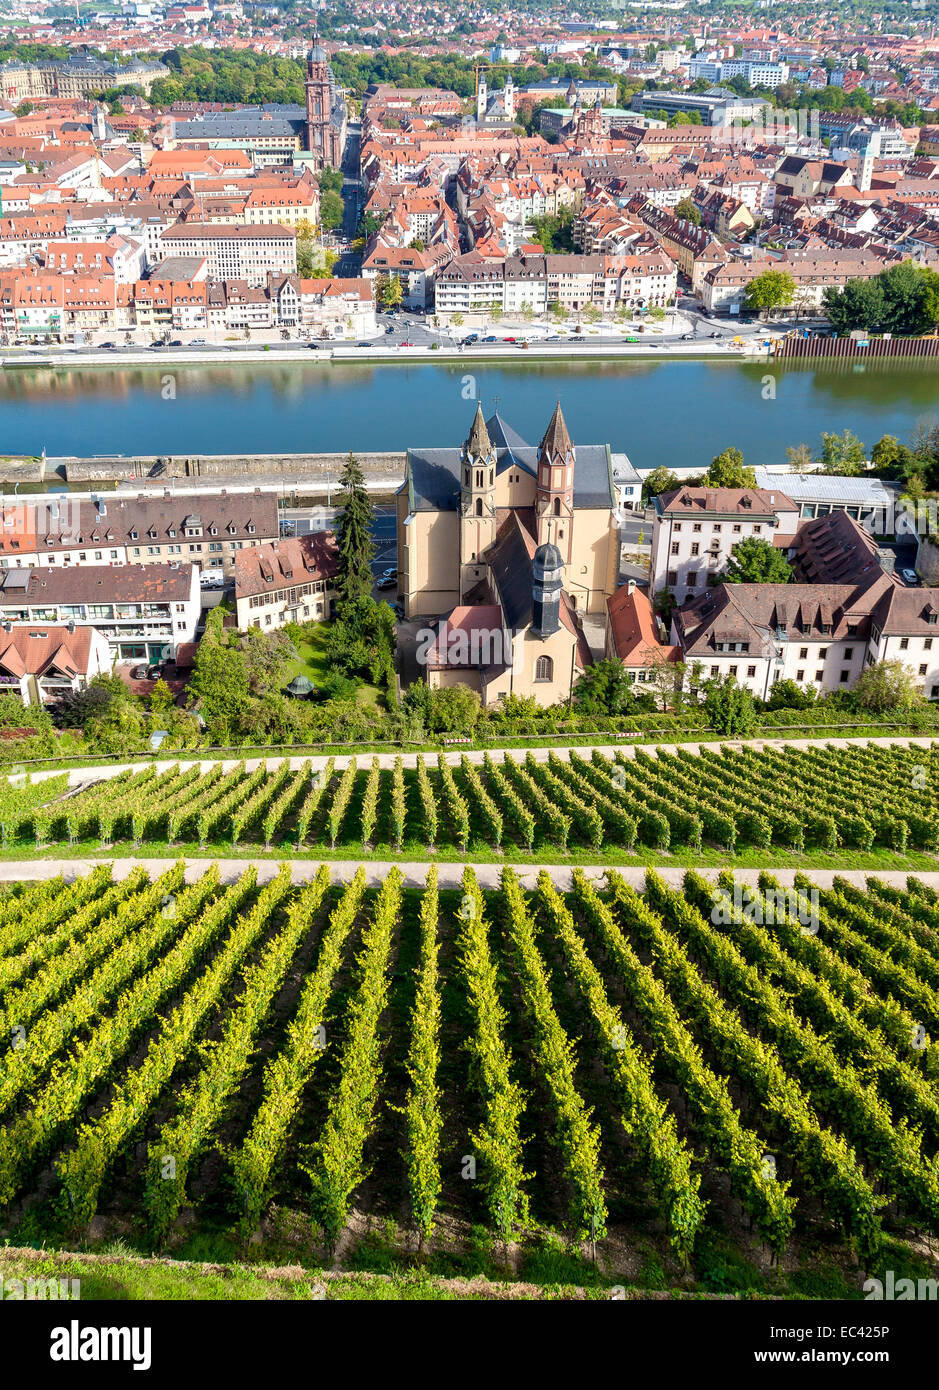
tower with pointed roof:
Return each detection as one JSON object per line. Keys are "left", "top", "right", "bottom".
{"left": 459, "top": 403, "right": 498, "bottom": 598}
{"left": 536, "top": 402, "right": 575, "bottom": 560}
{"left": 305, "top": 33, "right": 343, "bottom": 168}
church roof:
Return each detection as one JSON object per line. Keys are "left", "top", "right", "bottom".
{"left": 403, "top": 410, "right": 614, "bottom": 513}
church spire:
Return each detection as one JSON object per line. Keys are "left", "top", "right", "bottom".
{"left": 465, "top": 402, "right": 492, "bottom": 459}
{"left": 539, "top": 400, "right": 572, "bottom": 461}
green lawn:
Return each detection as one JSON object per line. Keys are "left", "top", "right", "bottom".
{"left": 284, "top": 625, "right": 382, "bottom": 708}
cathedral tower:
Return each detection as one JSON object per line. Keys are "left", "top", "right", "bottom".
{"left": 535, "top": 402, "right": 575, "bottom": 561}
{"left": 459, "top": 404, "right": 497, "bottom": 598}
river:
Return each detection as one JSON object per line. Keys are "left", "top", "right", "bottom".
{"left": 1, "top": 357, "right": 937, "bottom": 469}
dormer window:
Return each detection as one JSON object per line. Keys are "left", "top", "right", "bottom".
{"left": 130, "top": 530, "right": 138, "bottom": 540}
{"left": 210, "top": 526, "right": 218, "bottom": 536}
{"left": 247, "top": 524, "right": 255, "bottom": 535}
{"left": 148, "top": 528, "right": 157, "bottom": 540}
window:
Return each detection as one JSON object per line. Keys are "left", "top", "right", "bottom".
{"left": 690, "top": 543, "right": 699, "bottom": 557}
{"left": 673, "top": 523, "right": 682, "bottom": 533}
{"left": 534, "top": 655, "right": 553, "bottom": 682}
{"left": 729, "top": 665, "right": 738, "bottom": 677}
{"left": 926, "top": 639, "right": 933, "bottom": 651}
{"left": 667, "top": 570, "right": 677, "bottom": 585}
{"left": 840, "top": 670, "right": 850, "bottom": 683}
{"left": 670, "top": 542, "right": 679, "bottom": 556}
{"left": 732, "top": 524, "right": 741, "bottom": 533}
{"left": 816, "top": 670, "right": 824, "bottom": 682}
{"left": 686, "top": 573, "right": 697, "bottom": 587}
{"left": 746, "top": 664, "right": 756, "bottom": 678}
{"left": 819, "top": 648, "right": 828, "bottom": 660}
{"left": 710, "top": 664, "right": 718, "bottom": 677}
{"left": 798, "top": 647, "right": 808, "bottom": 660}
{"left": 844, "top": 646, "right": 853, "bottom": 658}
{"left": 692, "top": 523, "right": 702, "bottom": 533}
{"left": 900, "top": 637, "right": 909, "bottom": 650}
{"left": 713, "top": 524, "right": 722, "bottom": 533}
{"left": 796, "top": 669, "right": 805, "bottom": 681}
{"left": 920, "top": 664, "right": 928, "bottom": 676}
{"left": 94, "top": 551, "right": 102, "bottom": 561}
{"left": 753, "top": 525, "right": 762, "bottom": 534}
{"left": 132, "top": 547, "right": 140, "bottom": 556}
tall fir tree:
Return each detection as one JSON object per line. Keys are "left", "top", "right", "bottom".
{"left": 334, "top": 451, "right": 375, "bottom": 609}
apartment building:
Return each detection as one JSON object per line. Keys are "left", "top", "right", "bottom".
{"left": 159, "top": 224, "right": 297, "bottom": 287}
{"left": 0, "top": 490, "right": 280, "bottom": 577}
{"left": 0, "top": 563, "right": 201, "bottom": 665}
{"left": 234, "top": 532, "right": 339, "bottom": 633}
{"left": 651, "top": 486, "right": 800, "bottom": 604}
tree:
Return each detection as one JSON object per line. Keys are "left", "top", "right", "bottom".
{"left": 641, "top": 466, "right": 679, "bottom": 503}
{"left": 424, "top": 684, "right": 481, "bottom": 735}
{"left": 320, "top": 190, "right": 344, "bottom": 231}
{"left": 743, "top": 269, "right": 795, "bottom": 317}
{"left": 583, "top": 304, "right": 602, "bottom": 324}
{"left": 530, "top": 207, "right": 575, "bottom": 253}
{"left": 766, "top": 678, "right": 817, "bottom": 711}
{"left": 870, "top": 434, "right": 915, "bottom": 475}
{"left": 149, "top": 678, "right": 176, "bottom": 717}
{"left": 785, "top": 443, "right": 814, "bottom": 474}
{"left": 317, "top": 167, "right": 343, "bottom": 194}
{"left": 334, "top": 452, "right": 375, "bottom": 608}
{"left": 14, "top": 101, "right": 34, "bottom": 117}
{"left": 572, "top": 658, "right": 637, "bottom": 716}
{"left": 819, "top": 429, "right": 866, "bottom": 476}
{"left": 703, "top": 676, "right": 757, "bottom": 737}
{"left": 675, "top": 197, "right": 702, "bottom": 225}
{"left": 188, "top": 609, "right": 250, "bottom": 737}
{"left": 723, "top": 537, "right": 793, "bottom": 584}
{"left": 853, "top": 659, "right": 921, "bottom": 713}
{"left": 408, "top": 237, "right": 425, "bottom": 251}
{"left": 376, "top": 274, "right": 404, "bottom": 310}
{"left": 706, "top": 447, "right": 757, "bottom": 488}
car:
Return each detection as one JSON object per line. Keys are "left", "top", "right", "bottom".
{"left": 503, "top": 336, "right": 517, "bottom": 343}
{"left": 710, "top": 331, "right": 720, "bottom": 338}
{"left": 307, "top": 340, "right": 323, "bottom": 348}
{"left": 147, "top": 342, "right": 165, "bottom": 349}
{"left": 381, "top": 567, "right": 397, "bottom": 579}
{"left": 900, "top": 568, "right": 919, "bottom": 585}
{"left": 356, "top": 340, "right": 372, "bottom": 347}
{"left": 385, "top": 325, "right": 395, "bottom": 334}
{"left": 131, "top": 666, "right": 150, "bottom": 680}
{"left": 169, "top": 340, "right": 183, "bottom": 347}
{"left": 625, "top": 336, "right": 640, "bottom": 343}
{"left": 99, "top": 341, "right": 115, "bottom": 349}
{"left": 377, "top": 575, "right": 397, "bottom": 589}
{"left": 400, "top": 340, "right": 414, "bottom": 347}
{"left": 681, "top": 334, "right": 691, "bottom": 341}
{"left": 191, "top": 338, "right": 207, "bottom": 345}
{"left": 463, "top": 333, "right": 479, "bottom": 344}
{"left": 392, "top": 601, "right": 405, "bottom": 619}
{"left": 481, "top": 335, "right": 499, "bottom": 343}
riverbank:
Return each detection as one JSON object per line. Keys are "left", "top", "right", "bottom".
{"left": 0, "top": 337, "right": 772, "bottom": 371}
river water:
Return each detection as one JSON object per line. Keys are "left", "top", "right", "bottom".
{"left": 1, "top": 357, "right": 937, "bottom": 469}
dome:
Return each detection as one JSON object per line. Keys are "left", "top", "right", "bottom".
{"left": 533, "top": 541, "right": 563, "bottom": 573}
{"left": 309, "top": 43, "right": 328, "bottom": 62}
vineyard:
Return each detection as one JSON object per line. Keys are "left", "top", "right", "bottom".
{"left": 1, "top": 861, "right": 938, "bottom": 1289}
{"left": 5, "top": 741, "right": 939, "bottom": 861}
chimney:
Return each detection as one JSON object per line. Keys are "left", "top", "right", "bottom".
{"left": 627, "top": 578, "right": 636, "bottom": 595}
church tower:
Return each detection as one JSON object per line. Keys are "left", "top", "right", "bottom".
{"left": 459, "top": 404, "right": 497, "bottom": 598}
{"left": 536, "top": 401, "right": 575, "bottom": 561}
{"left": 532, "top": 542, "right": 563, "bottom": 638}
{"left": 476, "top": 74, "right": 488, "bottom": 124}
{"left": 504, "top": 74, "right": 514, "bottom": 120}
{"left": 305, "top": 36, "right": 332, "bottom": 167}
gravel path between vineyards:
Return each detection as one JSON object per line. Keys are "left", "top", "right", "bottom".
{"left": 30, "top": 733, "right": 939, "bottom": 789}
{"left": 0, "top": 858, "right": 936, "bottom": 892}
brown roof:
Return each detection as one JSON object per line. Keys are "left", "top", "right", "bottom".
{"left": 658, "top": 486, "right": 798, "bottom": 517}
{"left": 233, "top": 532, "right": 339, "bottom": 600}
{"left": 0, "top": 563, "right": 195, "bottom": 605}
{"left": 787, "top": 510, "right": 885, "bottom": 589}
{"left": 607, "top": 582, "right": 680, "bottom": 667}
{"left": 0, "top": 624, "right": 97, "bottom": 678}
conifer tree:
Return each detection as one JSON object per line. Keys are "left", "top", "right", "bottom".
{"left": 334, "top": 451, "right": 375, "bottom": 608}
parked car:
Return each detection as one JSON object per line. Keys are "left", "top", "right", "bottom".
{"left": 385, "top": 325, "right": 395, "bottom": 334}
{"left": 169, "top": 340, "right": 183, "bottom": 347}
{"left": 503, "top": 336, "right": 517, "bottom": 343}
{"left": 131, "top": 666, "right": 150, "bottom": 680}
{"left": 377, "top": 575, "right": 396, "bottom": 589}
{"left": 900, "top": 568, "right": 919, "bottom": 585}
{"left": 463, "top": 333, "right": 479, "bottom": 344}
{"left": 99, "top": 341, "right": 115, "bottom": 349}
{"left": 392, "top": 601, "right": 405, "bottom": 619}
{"left": 710, "top": 331, "right": 720, "bottom": 338}
{"left": 356, "top": 340, "right": 371, "bottom": 347}
{"left": 481, "top": 335, "right": 499, "bottom": 343}
{"left": 381, "top": 567, "right": 397, "bottom": 580}
{"left": 191, "top": 338, "right": 207, "bottom": 345}
{"left": 400, "top": 340, "right": 414, "bottom": 347}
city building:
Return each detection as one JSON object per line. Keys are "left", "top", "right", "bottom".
{"left": 651, "top": 486, "right": 800, "bottom": 604}
{"left": 234, "top": 531, "right": 339, "bottom": 632}
{"left": 0, "top": 564, "right": 200, "bottom": 665}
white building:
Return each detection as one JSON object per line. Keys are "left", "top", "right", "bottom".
{"left": 651, "top": 486, "right": 800, "bottom": 604}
